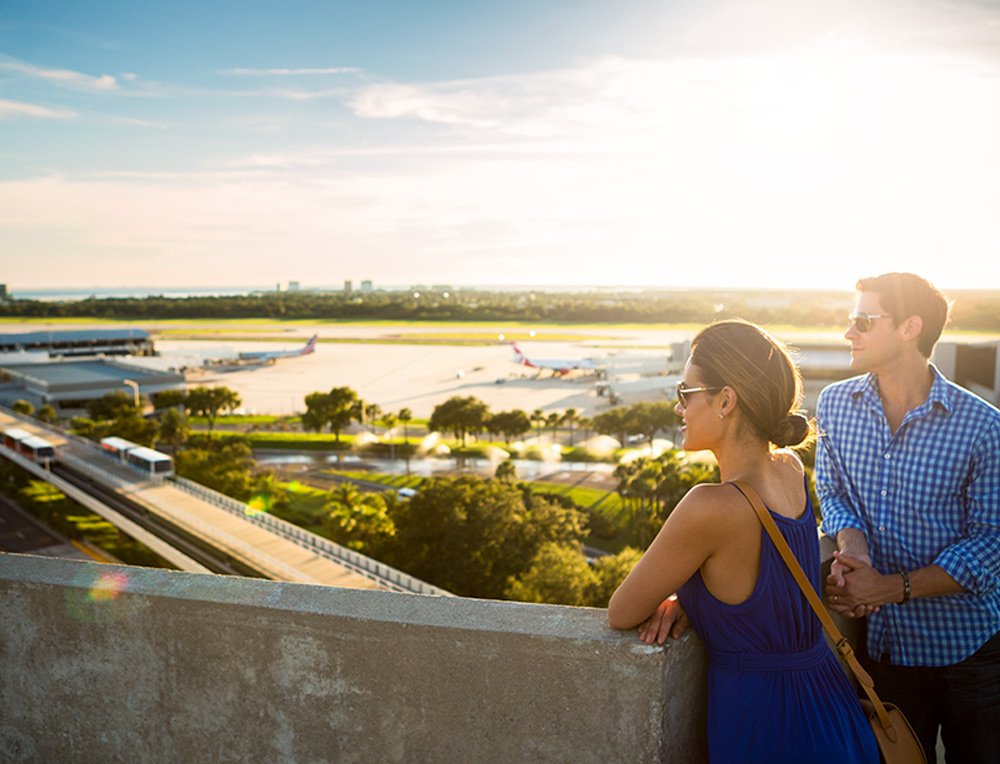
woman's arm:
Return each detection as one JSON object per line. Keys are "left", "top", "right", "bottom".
{"left": 608, "top": 485, "right": 723, "bottom": 630}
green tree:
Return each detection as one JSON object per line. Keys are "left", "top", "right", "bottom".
{"left": 87, "top": 391, "right": 136, "bottom": 421}
{"left": 495, "top": 459, "right": 517, "bottom": 483}
{"left": 152, "top": 389, "right": 186, "bottom": 409}
{"left": 11, "top": 399, "right": 34, "bottom": 416}
{"left": 505, "top": 543, "right": 598, "bottom": 606}
{"left": 590, "top": 548, "right": 643, "bottom": 607}
{"left": 531, "top": 409, "right": 545, "bottom": 440}
{"left": 546, "top": 411, "right": 562, "bottom": 442}
{"left": 323, "top": 489, "right": 396, "bottom": 553}
{"left": 398, "top": 407, "right": 413, "bottom": 442}
{"left": 488, "top": 410, "right": 531, "bottom": 444}
{"left": 249, "top": 470, "right": 290, "bottom": 513}
{"left": 185, "top": 386, "right": 241, "bottom": 433}
{"left": 563, "top": 408, "right": 578, "bottom": 447}
{"left": 593, "top": 407, "right": 632, "bottom": 447}
{"left": 379, "top": 475, "right": 585, "bottom": 598}
{"left": 158, "top": 407, "right": 190, "bottom": 452}
{"left": 174, "top": 434, "right": 254, "bottom": 500}
{"left": 301, "top": 386, "right": 358, "bottom": 441}
{"left": 105, "top": 411, "right": 160, "bottom": 447}
{"left": 428, "top": 396, "right": 490, "bottom": 447}
{"left": 630, "top": 401, "right": 681, "bottom": 448}
{"left": 36, "top": 404, "right": 57, "bottom": 424}
{"left": 327, "top": 387, "right": 360, "bottom": 440}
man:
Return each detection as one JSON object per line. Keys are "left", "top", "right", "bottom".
{"left": 818, "top": 272, "right": 1000, "bottom": 763}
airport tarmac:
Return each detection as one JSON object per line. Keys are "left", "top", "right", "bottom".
{"left": 173, "top": 337, "right": 680, "bottom": 418}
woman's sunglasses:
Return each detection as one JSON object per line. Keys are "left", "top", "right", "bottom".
{"left": 675, "top": 381, "right": 723, "bottom": 408}
{"left": 848, "top": 312, "right": 890, "bottom": 333}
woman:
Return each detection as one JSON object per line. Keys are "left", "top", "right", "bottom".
{"left": 608, "top": 320, "right": 877, "bottom": 764}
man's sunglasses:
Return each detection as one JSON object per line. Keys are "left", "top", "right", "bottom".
{"left": 848, "top": 312, "right": 891, "bottom": 333}
{"left": 675, "top": 381, "right": 723, "bottom": 408}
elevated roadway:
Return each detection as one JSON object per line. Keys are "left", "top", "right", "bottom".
{"left": 0, "top": 409, "right": 448, "bottom": 596}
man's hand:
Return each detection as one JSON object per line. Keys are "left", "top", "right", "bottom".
{"left": 638, "top": 597, "right": 690, "bottom": 645}
{"left": 825, "top": 551, "right": 895, "bottom": 617}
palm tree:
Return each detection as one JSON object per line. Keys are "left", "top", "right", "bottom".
{"left": 398, "top": 407, "right": 413, "bottom": 443}
{"left": 382, "top": 412, "right": 398, "bottom": 462}
{"left": 546, "top": 412, "right": 562, "bottom": 443}
{"left": 563, "top": 408, "right": 578, "bottom": 447}
{"left": 531, "top": 409, "right": 545, "bottom": 440}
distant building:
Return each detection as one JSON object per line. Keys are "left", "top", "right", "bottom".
{"left": 344, "top": 280, "right": 353, "bottom": 294}
{"left": 0, "top": 284, "right": 7, "bottom": 300}
{"left": 0, "top": 329, "right": 154, "bottom": 362}
{"left": 288, "top": 281, "right": 300, "bottom": 292}
{"left": 0, "top": 358, "right": 184, "bottom": 412}
{"left": 360, "top": 280, "right": 373, "bottom": 292}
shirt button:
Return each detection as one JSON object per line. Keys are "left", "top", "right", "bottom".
{"left": 884, "top": 453, "right": 891, "bottom": 459}
{"left": 879, "top": 525, "right": 886, "bottom": 532}
{"left": 881, "top": 490, "right": 887, "bottom": 496}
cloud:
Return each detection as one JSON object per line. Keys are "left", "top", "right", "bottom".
{"left": 0, "top": 99, "right": 78, "bottom": 121}
{"left": 0, "top": 59, "right": 118, "bottom": 91}
{"left": 222, "top": 67, "right": 360, "bottom": 76}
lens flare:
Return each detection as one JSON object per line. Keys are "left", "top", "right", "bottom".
{"left": 66, "top": 568, "right": 145, "bottom": 625}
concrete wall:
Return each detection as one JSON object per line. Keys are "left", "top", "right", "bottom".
{"left": 0, "top": 554, "right": 709, "bottom": 764}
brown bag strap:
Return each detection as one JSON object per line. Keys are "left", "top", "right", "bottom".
{"left": 731, "top": 480, "right": 894, "bottom": 731}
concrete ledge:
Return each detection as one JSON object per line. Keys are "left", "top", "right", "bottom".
{"left": 0, "top": 554, "right": 709, "bottom": 764}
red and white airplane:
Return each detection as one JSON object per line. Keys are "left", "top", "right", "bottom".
{"left": 511, "top": 343, "right": 599, "bottom": 375}
{"left": 239, "top": 334, "right": 318, "bottom": 363}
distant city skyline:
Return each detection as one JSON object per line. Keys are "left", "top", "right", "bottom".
{"left": 3, "top": 0, "right": 1000, "bottom": 292}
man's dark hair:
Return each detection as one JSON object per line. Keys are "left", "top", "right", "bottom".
{"left": 857, "top": 272, "right": 951, "bottom": 358}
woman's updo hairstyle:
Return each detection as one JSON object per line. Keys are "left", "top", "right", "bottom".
{"left": 689, "top": 319, "right": 813, "bottom": 449}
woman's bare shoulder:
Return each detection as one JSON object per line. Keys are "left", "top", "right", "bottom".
{"left": 672, "top": 482, "right": 747, "bottom": 522}
{"left": 772, "top": 448, "right": 806, "bottom": 476}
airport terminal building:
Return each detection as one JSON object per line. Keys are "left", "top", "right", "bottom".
{"left": 0, "top": 329, "right": 182, "bottom": 412}
{"left": 0, "top": 328, "right": 154, "bottom": 364}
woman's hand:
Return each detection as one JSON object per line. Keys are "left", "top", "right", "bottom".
{"left": 638, "top": 597, "right": 690, "bottom": 645}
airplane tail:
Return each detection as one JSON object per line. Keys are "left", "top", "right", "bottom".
{"left": 301, "top": 335, "right": 318, "bottom": 355}
{"left": 511, "top": 343, "right": 535, "bottom": 368}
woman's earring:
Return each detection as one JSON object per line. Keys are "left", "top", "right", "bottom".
{"left": 719, "top": 413, "right": 724, "bottom": 419}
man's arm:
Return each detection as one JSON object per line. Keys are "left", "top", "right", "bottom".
{"left": 930, "top": 416, "right": 1000, "bottom": 599}
{"left": 815, "top": 390, "right": 868, "bottom": 542}
{"left": 826, "top": 551, "right": 965, "bottom": 613}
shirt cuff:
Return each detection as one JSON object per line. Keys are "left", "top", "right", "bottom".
{"left": 934, "top": 547, "right": 1000, "bottom": 598}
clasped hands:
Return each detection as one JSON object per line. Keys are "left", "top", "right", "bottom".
{"left": 825, "top": 551, "right": 896, "bottom": 618}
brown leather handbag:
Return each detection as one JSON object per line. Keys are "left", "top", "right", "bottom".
{"left": 733, "top": 481, "right": 927, "bottom": 764}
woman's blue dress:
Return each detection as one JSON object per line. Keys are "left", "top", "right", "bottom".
{"left": 676, "top": 486, "right": 879, "bottom": 763}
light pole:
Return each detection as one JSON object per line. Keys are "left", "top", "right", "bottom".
{"left": 122, "top": 379, "right": 140, "bottom": 408}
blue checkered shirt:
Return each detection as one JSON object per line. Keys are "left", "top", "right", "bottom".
{"left": 817, "top": 365, "right": 1000, "bottom": 667}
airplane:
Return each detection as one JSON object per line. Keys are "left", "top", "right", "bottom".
{"left": 510, "top": 343, "right": 599, "bottom": 375}
{"left": 239, "top": 334, "right": 318, "bottom": 363}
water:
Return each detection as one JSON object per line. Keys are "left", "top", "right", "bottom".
{"left": 256, "top": 452, "right": 616, "bottom": 480}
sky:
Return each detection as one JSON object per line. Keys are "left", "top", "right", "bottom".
{"left": 2, "top": 0, "right": 1000, "bottom": 293}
